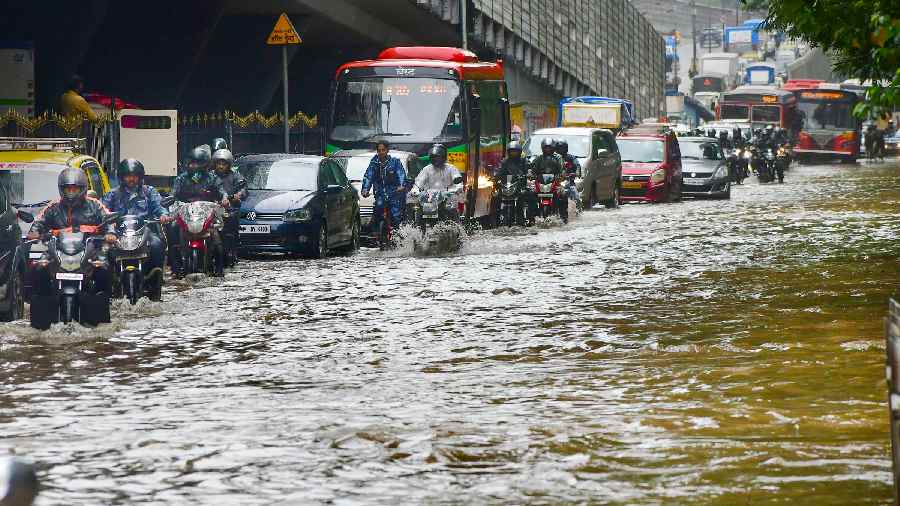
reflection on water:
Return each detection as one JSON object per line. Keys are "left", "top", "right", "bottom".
{"left": 1, "top": 161, "right": 899, "bottom": 504}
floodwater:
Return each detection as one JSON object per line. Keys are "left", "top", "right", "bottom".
{"left": 2, "top": 160, "right": 899, "bottom": 505}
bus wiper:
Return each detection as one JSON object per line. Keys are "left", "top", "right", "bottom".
{"left": 363, "top": 133, "right": 411, "bottom": 141}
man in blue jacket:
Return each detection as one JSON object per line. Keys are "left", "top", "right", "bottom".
{"left": 361, "top": 141, "right": 407, "bottom": 233}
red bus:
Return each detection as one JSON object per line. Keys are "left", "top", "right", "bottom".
{"left": 327, "top": 47, "right": 509, "bottom": 221}
{"left": 792, "top": 87, "right": 861, "bottom": 162}
{"left": 718, "top": 86, "right": 799, "bottom": 135}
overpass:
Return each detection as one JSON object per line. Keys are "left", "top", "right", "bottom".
{"left": 2, "top": 0, "right": 664, "bottom": 131}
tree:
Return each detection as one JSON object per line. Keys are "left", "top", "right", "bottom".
{"left": 743, "top": 0, "right": 899, "bottom": 117}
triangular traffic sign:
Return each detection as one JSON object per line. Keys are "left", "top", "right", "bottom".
{"left": 267, "top": 13, "right": 302, "bottom": 45}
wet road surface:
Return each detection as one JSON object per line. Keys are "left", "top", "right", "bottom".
{"left": 2, "top": 160, "right": 899, "bottom": 504}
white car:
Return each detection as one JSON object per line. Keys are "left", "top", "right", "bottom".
{"left": 330, "top": 149, "right": 421, "bottom": 240}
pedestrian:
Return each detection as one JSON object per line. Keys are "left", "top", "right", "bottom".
{"left": 59, "top": 74, "right": 97, "bottom": 121}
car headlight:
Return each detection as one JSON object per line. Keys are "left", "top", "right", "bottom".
{"left": 650, "top": 168, "right": 666, "bottom": 184}
{"left": 59, "top": 252, "right": 84, "bottom": 272}
{"left": 283, "top": 208, "right": 311, "bottom": 223}
{"left": 743, "top": 151, "right": 753, "bottom": 159}
{"left": 713, "top": 165, "right": 728, "bottom": 179}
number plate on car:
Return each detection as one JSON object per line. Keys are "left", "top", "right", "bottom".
{"left": 622, "top": 181, "right": 643, "bottom": 189}
{"left": 683, "top": 178, "right": 704, "bottom": 185}
{"left": 56, "top": 272, "right": 84, "bottom": 281}
{"left": 240, "top": 225, "right": 271, "bottom": 234}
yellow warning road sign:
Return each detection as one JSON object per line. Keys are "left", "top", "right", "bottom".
{"left": 267, "top": 13, "right": 302, "bottom": 45}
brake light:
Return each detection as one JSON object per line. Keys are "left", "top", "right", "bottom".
{"left": 189, "top": 239, "right": 206, "bottom": 250}
{"left": 457, "top": 201, "right": 465, "bottom": 215}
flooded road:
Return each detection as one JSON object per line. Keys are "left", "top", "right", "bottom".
{"left": 2, "top": 161, "right": 900, "bottom": 504}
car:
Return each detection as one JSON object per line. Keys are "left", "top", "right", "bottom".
{"left": 0, "top": 138, "right": 112, "bottom": 237}
{"left": 0, "top": 180, "right": 26, "bottom": 321}
{"left": 525, "top": 127, "right": 622, "bottom": 208}
{"left": 329, "top": 149, "right": 423, "bottom": 242}
{"left": 616, "top": 131, "right": 683, "bottom": 203}
{"left": 678, "top": 136, "right": 731, "bottom": 199}
{"left": 235, "top": 154, "right": 360, "bottom": 258}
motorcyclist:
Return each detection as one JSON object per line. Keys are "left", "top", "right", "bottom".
{"left": 529, "top": 137, "right": 567, "bottom": 221}
{"left": 170, "top": 147, "right": 228, "bottom": 277}
{"left": 555, "top": 139, "right": 582, "bottom": 208}
{"left": 494, "top": 141, "right": 537, "bottom": 224}
{"left": 27, "top": 168, "right": 117, "bottom": 290}
{"left": 361, "top": 141, "right": 407, "bottom": 233}
{"left": 413, "top": 144, "right": 464, "bottom": 220}
{"left": 212, "top": 137, "right": 228, "bottom": 152}
{"left": 102, "top": 159, "right": 170, "bottom": 285}
{"left": 211, "top": 149, "right": 247, "bottom": 266}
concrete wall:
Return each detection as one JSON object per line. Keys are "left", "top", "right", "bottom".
{"left": 787, "top": 48, "right": 843, "bottom": 82}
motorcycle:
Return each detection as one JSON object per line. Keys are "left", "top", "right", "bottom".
{"left": 173, "top": 200, "right": 224, "bottom": 276}
{"left": 729, "top": 148, "right": 749, "bottom": 185}
{"left": 534, "top": 173, "right": 567, "bottom": 223}
{"left": 222, "top": 180, "right": 247, "bottom": 267}
{"left": 758, "top": 148, "right": 777, "bottom": 183}
{"left": 495, "top": 175, "right": 528, "bottom": 227}
{"left": 27, "top": 215, "right": 119, "bottom": 330}
{"left": 410, "top": 176, "right": 463, "bottom": 253}
{"left": 112, "top": 214, "right": 164, "bottom": 305}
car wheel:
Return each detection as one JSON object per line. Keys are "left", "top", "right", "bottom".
{"left": 310, "top": 222, "right": 328, "bottom": 259}
{"left": 0, "top": 268, "right": 23, "bottom": 322}
{"left": 722, "top": 183, "right": 732, "bottom": 200}
{"left": 584, "top": 181, "right": 595, "bottom": 209}
{"left": 342, "top": 216, "right": 360, "bottom": 254}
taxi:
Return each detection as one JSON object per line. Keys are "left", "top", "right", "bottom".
{"left": 0, "top": 138, "right": 112, "bottom": 236}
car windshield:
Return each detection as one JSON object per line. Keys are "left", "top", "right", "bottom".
{"left": 330, "top": 77, "right": 463, "bottom": 144}
{"left": 235, "top": 159, "right": 318, "bottom": 191}
{"left": 679, "top": 140, "right": 722, "bottom": 160}
{"left": 0, "top": 162, "right": 66, "bottom": 206}
{"left": 525, "top": 134, "right": 591, "bottom": 157}
{"left": 617, "top": 140, "right": 665, "bottom": 163}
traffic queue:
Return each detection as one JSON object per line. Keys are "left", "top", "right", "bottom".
{"left": 0, "top": 45, "right": 816, "bottom": 332}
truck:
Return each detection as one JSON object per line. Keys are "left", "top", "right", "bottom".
{"left": 699, "top": 53, "right": 740, "bottom": 91}
{"left": 559, "top": 97, "right": 636, "bottom": 132}
{"left": 0, "top": 42, "right": 35, "bottom": 116}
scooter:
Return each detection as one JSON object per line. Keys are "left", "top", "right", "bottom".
{"left": 173, "top": 201, "right": 224, "bottom": 277}
{"left": 411, "top": 176, "right": 463, "bottom": 253}
{"left": 112, "top": 214, "right": 163, "bottom": 304}
{"left": 27, "top": 214, "right": 119, "bottom": 330}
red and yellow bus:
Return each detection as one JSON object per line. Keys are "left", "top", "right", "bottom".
{"left": 327, "top": 47, "right": 509, "bottom": 221}
{"left": 718, "top": 86, "right": 799, "bottom": 134}
{"left": 792, "top": 87, "right": 861, "bottom": 162}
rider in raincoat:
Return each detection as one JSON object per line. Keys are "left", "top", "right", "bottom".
{"left": 361, "top": 141, "right": 408, "bottom": 230}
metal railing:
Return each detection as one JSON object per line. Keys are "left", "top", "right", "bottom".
{"left": 886, "top": 297, "right": 900, "bottom": 505}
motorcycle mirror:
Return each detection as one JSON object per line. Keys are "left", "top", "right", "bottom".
{"left": 452, "top": 176, "right": 463, "bottom": 185}
{"left": 16, "top": 210, "right": 34, "bottom": 223}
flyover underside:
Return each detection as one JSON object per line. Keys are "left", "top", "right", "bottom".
{"left": 2, "top": 0, "right": 663, "bottom": 122}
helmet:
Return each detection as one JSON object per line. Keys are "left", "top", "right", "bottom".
{"left": 507, "top": 140, "right": 522, "bottom": 152}
{"left": 117, "top": 159, "right": 145, "bottom": 188}
{"left": 212, "top": 138, "right": 228, "bottom": 151}
{"left": 187, "top": 146, "right": 210, "bottom": 173}
{"left": 211, "top": 149, "right": 234, "bottom": 173}
{"left": 428, "top": 144, "right": 448, "bottom": 164}
{"left": 540, "top": 137, "right": 555, "bottom": 150}
{"left": 556, "top": 139, "right": 569, "bottom": 153}
{"left": 58, "top": 167, "right": 88, "bottom": 204}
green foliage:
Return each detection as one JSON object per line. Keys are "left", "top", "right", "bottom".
{"left": 743, "top": 0, "right": 900, "bottom": 116}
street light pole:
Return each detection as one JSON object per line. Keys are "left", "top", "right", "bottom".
{"left": 460, "top": 0, "right": 468, "bottom": 50}
{"left": 690, "top": 0, "right": 698, "bottom": 78}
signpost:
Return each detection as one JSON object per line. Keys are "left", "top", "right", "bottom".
{"left": 267, "top": 13, "right": 302, "bottom": 152}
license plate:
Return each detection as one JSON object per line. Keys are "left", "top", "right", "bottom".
{"left": 622, "top": 181, "right": 643, "bottom": 189}
{"left": 29, "top": 252, "right": 43, "bottom": 259}
{"left": 683, "top": 178, "right": 705, "bottom": 185}
{"left": 56, "top": 272, "right": 84, "bottom": 281}
{"left": 240, "top": 224, "right": 271, "bottom": 234}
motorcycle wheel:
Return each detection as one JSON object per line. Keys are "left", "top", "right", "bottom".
{"left": 60, "top": 294, "right": 77, "bottom": 324}
{"left": 124, "top": 270, "right": 139, "bottom": 305}
{"left": 188, "top": 249, "right": 201, "bottom": 275}
{"left": 504, "top": 205, "right": 514, "bottom": 228}
{"left": 542, "top": 206, "right": 550, "bottom": 219}
{"left": 0, "top": 268, "right": 22, "bottom": 322}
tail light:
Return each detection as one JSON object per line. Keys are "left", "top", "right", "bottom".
{"left": 457, "top": 201, "right": 465, "bottom": 215}
{"left": 189, "top": 239, "right": 205, "bottom": 250}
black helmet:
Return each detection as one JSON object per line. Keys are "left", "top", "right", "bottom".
{"left": 507, "top": 140, "right": 522, "bottom": 152}
{"left": 117, "top": 158, "right": 145, "bottom": 188}
{"left": 211, "top": 149, "right": 234, "bottom": 173}
{"left": 212, "top": 138, "right": 228, "bottom": 151}
{"left": 428, "top": 144, "right": 448, "bottom": 164}
{"left": 187, "top": 146, "right": 210, "bottom": 173}
{"left": 58, "top": 167, "right": 88, "bottom": 204}
{"left": 556, "top": 139, "right": 569, "bottom": 153}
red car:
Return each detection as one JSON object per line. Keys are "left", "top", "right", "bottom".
{"left": 617, "top": 132, "right": 683, "bottom": 203}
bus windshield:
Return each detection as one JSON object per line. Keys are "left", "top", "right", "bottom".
{"left": 798, "top": 100, "right": 856, "bottom": 130}
{"left": 330, "top": 77, "right": 463, "bottom": 145}
{"left": 720, "top": 104, "right": 749, "bottom": 121}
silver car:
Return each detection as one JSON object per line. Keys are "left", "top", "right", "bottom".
{"left": 330, "top": 149, "right": 421, "bottom": 240}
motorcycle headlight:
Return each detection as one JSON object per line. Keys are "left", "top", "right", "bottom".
{"left": 650, "top": 168, "right": 666, "bottom": 184}
{"left": 283, "top": 208, "right": 311, "bottom": 223}
{"left": 117, "top": 233, "right": 143, "bottom": 251}
{"left": 59, "top": 251, "right": 84, "bottom": 272}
